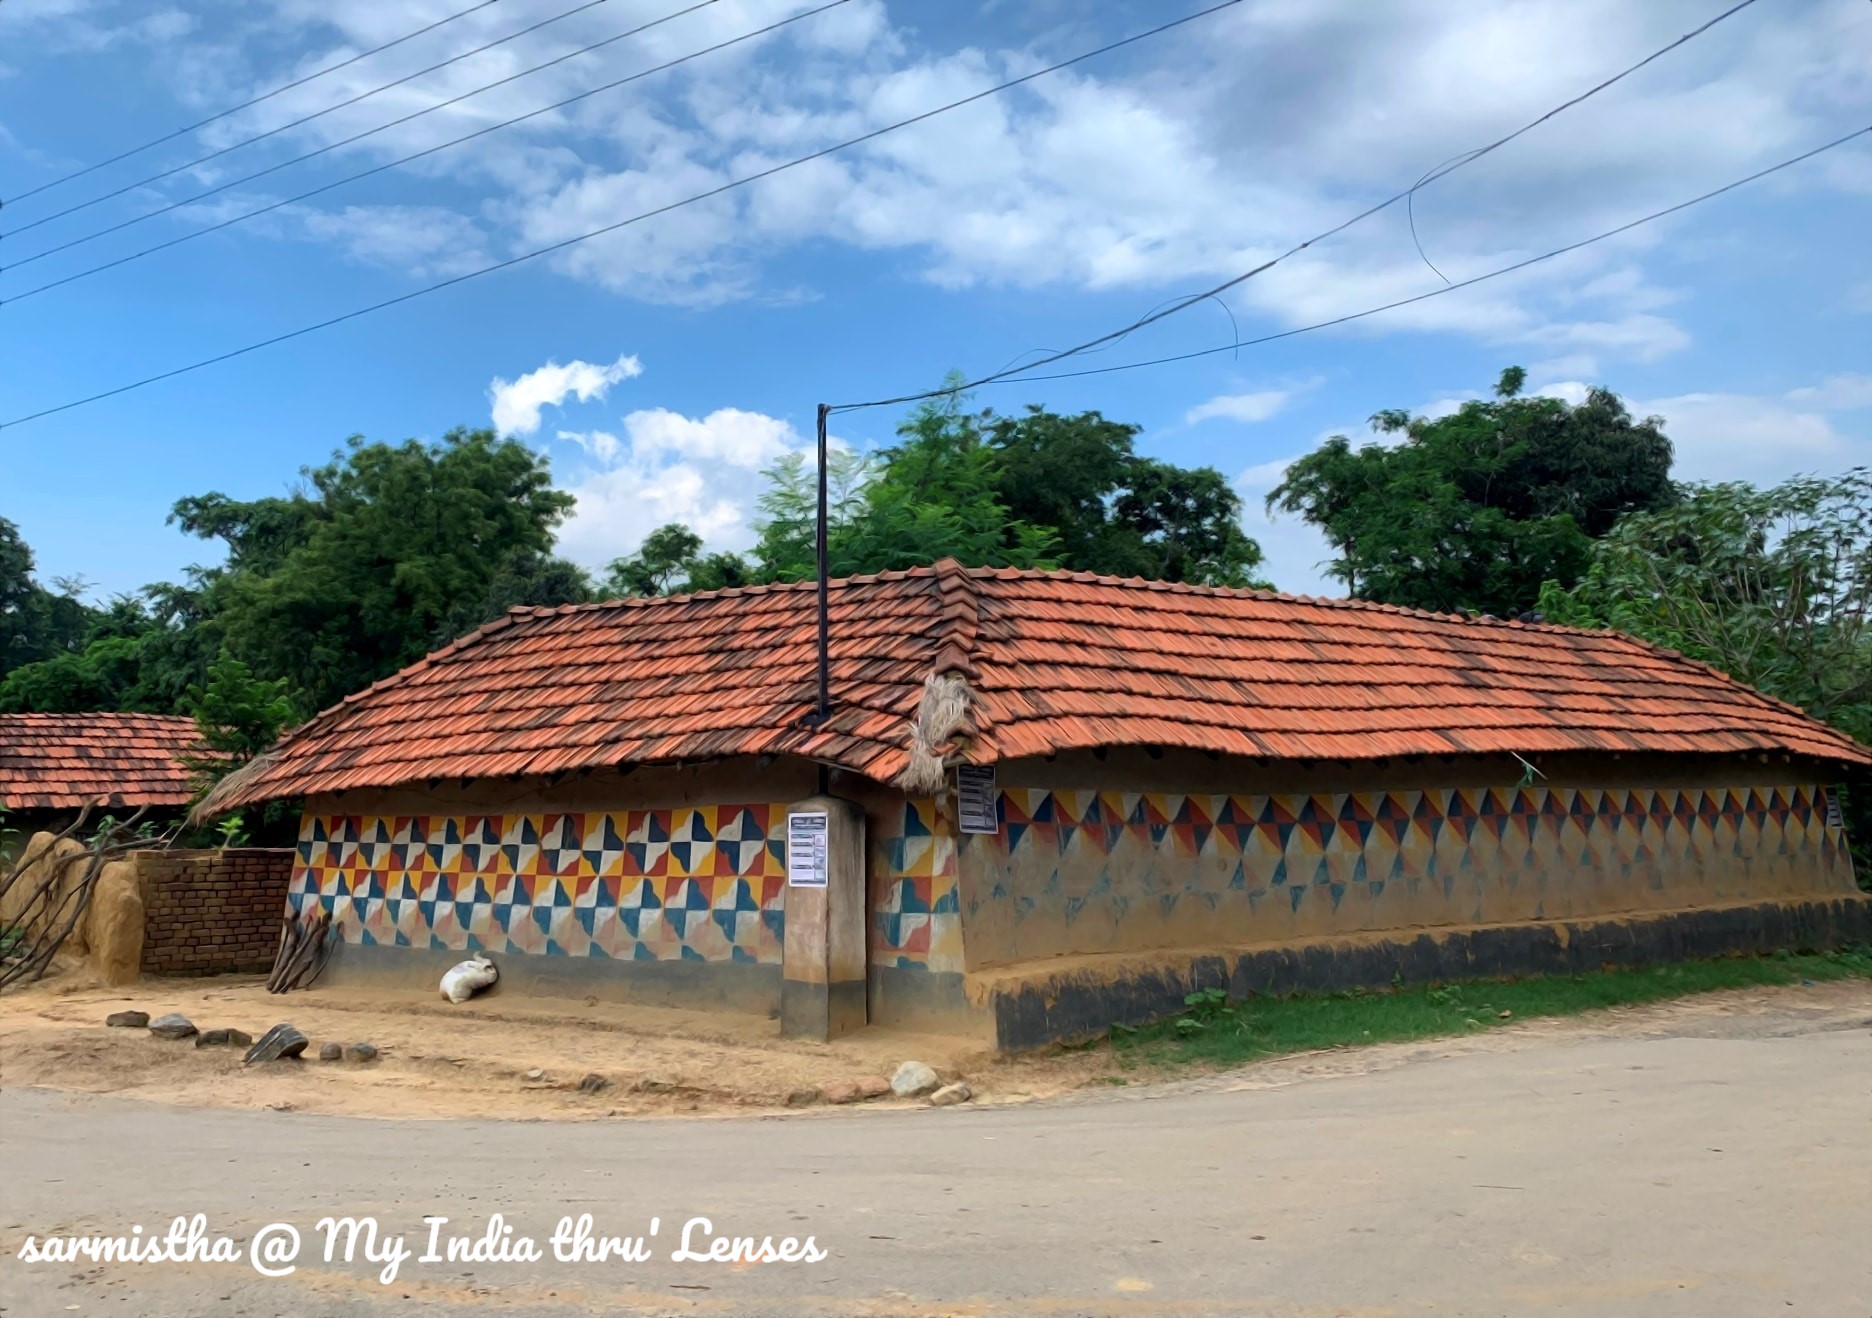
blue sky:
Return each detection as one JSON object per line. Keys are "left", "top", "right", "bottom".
{"left": 2, "top": 0, "right": 1869, "bottom": 601}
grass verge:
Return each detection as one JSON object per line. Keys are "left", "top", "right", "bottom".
{"left": 1102, "top": 946, "right": 1872, "bottom": 1073}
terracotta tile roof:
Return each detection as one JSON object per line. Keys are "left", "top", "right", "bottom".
{"left": 212, "top": 559, "right": 1871, "bottom": 808}
{"left": 0, "top": 712, "right": 202, "bottom": 810}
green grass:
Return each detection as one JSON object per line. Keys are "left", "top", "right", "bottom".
{"left": 1104, "top": 947, "right": 1872, "bottom": 1071}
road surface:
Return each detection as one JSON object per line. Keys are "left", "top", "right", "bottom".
{"left": 3, "top": 1013, "right": 1870, "bottom": 1316}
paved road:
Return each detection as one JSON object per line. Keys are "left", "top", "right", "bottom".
{"left": 3, "top": 1020, "right": 1871, "bottom": 1317}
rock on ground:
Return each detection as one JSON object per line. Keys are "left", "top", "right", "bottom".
{"left": 244, "top": 1024, "right": 309, "bottom": 1065}
{"left": 195, "top": 1029, "right": 254, "bottom": 1049}
{"left": 820, "top": 1080, "right": 860, "bottom": 1104}
{"left": 930, "top": 1082, "right": 973, "bottom": 1107}
{"left": 855, "top": 1075, "right": 891, "bottom": 1100}
{"left": 890, "top": 1060, "right": 939, "bottom": 1097}
{"left": 578, "top": 1073, "right": 608, "bottom": 1094}
{"left": 343, "top": 1043, "right": 379, "bottom": 1064}
{"left": 105, "top": 1010, "right": 149, "bottom": 1029}
{"left": 319, "top": 1043, "right": 343, "bottom": 1062}
{"left": 147, "top": 1014, "right": 197, "bottom": 1041}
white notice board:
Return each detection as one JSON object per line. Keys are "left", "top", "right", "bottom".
{"left": 786, "top": 811, "right": 830, "bottom": 887}
{"left": 956, "top": 764, "right": 999, "bottom": 835}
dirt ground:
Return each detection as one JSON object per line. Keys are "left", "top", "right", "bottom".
{"left": 3, "top": 963, "right": 1870, "bottom": 1121}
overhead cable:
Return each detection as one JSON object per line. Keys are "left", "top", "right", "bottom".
{"left": 828, "top": 0, "right": 1767, "bottom": 412}
{"left": 0, "top": 0, "right": 1249, "bottom": 429}
{"left": 6, "top": 0, "right": 836, "bottom": 299}
{"left": 3, "top": 0, "right": 626, "bottom": 236}
{"left": 4, "top": 0, "right": 507, "bottom": 206}
{"left": 969, "top": 126, "right": 1872, "bottom": 388}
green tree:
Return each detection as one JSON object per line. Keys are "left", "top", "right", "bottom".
{"left": 745, "top": 390, "right": 1260, "bottom": 585}
{"left": 987, "top": 406, "right": 1264, "bottom": 586}
{"left": 439, "top": 548, "right": 594, "bottom": 638}
{"left": 1538, "top": 469, "right": 1872, "bottom": 746}
{"left": 180, "top": 427, "right": 575, "bottom": 714}
{"left": 1268, "top": 368, "right": 1675, "bottom": 615}
{"left": 0, "top": 518, "right": 97, "bottom": 680}
{"left": 605, "top": 524, "right": 704, "bottom": 597}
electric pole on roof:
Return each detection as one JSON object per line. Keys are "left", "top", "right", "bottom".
{"left": 812, "top": 402, "right": 831, "bottom": 726}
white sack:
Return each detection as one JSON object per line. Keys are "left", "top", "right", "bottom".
{"left": 440, "top": 953, "right": 499, "bottom": 1004}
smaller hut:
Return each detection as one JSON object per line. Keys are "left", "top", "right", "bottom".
{"left": 0, "top": 713, "right": 202, "bottom": 850}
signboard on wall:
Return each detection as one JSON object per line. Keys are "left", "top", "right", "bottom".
{"left": 786, "top": 811, "right": 829, "bottom": 887}
{"left": 956, "top": 764, "right": 999, "bottom": 835}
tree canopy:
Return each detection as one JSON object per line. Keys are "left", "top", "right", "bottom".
{"left": 1538, "top": 469, "right": 1872, "bottom": 747}
{"left": 1268, "top": 368, "right": 1675, "bottom": 617}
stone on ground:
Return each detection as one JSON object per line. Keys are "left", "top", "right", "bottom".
{"left": 855, "top": 1075, "right": 891, "bottom": 1100}
{"left": 343, "top": 1043, "right": 379, "bottom": 1064}
{"left": 524, "top": 1068, "right": 545, "bottom": 1082}
{"left": 244, "top": 1024, "right": 309, "bottom": 1065}
{"left": 319, "top": 1042, "right": 343, "bottom": 1062}
{"left": 147, "top": 1013, "right": 197, "bottom": 1041}
{"left": 195, "top": 1029, "right": 233, "bottom": 1048}
{"left": 105, "top": 1010, "right": 149, "bottom": 1029}
{"left": 890, "top": 1060, "right": 939, "bottom": 1097}
{"left": 637, "top": 1073, "right": 678, "bottom": 1093}
{"left": 785, "top": 1087, "right": 820, "bottom": 1108}
{"left": 819, "top": 1080, "right": 860, "bottom": 1105}
{"left": 929, "top": 1082, "right": 973, "bottom": 1107}
{"left": 578, "top": 1073, "right": 609, "bottom": 1094}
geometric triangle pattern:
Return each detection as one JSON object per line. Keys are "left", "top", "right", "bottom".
{"left": 868, "top": 797, "right": 962, "bottom": 975}
{"left": 972, "top": 783, "right": 1850, "bottom": 957}
{"left": 291, "top": 805, "right": 790, "bottom": 964}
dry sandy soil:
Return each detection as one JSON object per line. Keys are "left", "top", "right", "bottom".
{"left": 3, "top": 965, "right": 1870, "bottom": 1122}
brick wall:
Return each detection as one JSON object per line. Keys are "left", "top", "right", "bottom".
{"left": 137, "top": 848, "right": 292, "bottom": 977}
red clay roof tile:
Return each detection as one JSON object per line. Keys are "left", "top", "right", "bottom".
{"left": 210, "top": 559, "right": 1871, "bottom": 807}
{"left": 0, "top": 713, "right": 201, "bottom": 810}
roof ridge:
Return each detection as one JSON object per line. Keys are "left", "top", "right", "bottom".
{"left": 955, "top": 562, "right": 1653, "bottom": 641}
{"left": 929, "top": 557, "right": 982, "bottom": 680}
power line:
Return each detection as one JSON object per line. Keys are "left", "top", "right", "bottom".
{"left": 3, "top": 0, "right": 625, "bottom": 237}
{"left": 950, "top": 125, "right": 1872, "bottom": 390}
{"left": 0, "top": 0, "right": 1248, "bottom": 430}
{"left": 4, "top": 0, "right": 507, "bottom": 207}
{"left": 829, "top": 0, "right": 1766, "bottom": 412}
{"left": 4, "top": 0, "right": 733, "bottom": 278}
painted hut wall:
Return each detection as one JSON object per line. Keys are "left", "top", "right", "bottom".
{"left": 289, "top": 761, "right": 977, "bottom": 1026}
{"left": 292, "top": 760, "right": 820, "bottom": 1010}
{"left": 959, "top": 750, "right": 1859, "bottom": 971}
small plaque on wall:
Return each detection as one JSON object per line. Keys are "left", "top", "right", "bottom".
{"left": 956, "top": 764, "right": 999, "bottom": 835}
{"left": 1825, "top": 785, "right": 1845, "bottom": 831}
{"left": 786, "top": 811, "right": 829, "bottom": 887}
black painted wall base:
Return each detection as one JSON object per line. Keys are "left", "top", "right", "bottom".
{"left": 987, "top": 897, "right": 1872, "bottom": 1052}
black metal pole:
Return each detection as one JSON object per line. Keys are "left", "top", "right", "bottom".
{"left": 814, "top": 402, "right": 831, "bottom": 724}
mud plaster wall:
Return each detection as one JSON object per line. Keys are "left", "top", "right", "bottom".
{"left": 959, "top": 749, "right": 1859, "bottom": 971}
{"left": 295, "top": 762, "right": 958, "bottom": 979}
{"left": 295, "top": 761, "right": 819, "bottom": 967}
{"left": 138, "top": 848, "right": 294, "bottom": 976}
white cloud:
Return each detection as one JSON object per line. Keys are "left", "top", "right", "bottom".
{"left": 1636, "top": 389, "right": 1867, "bottom": 484}
{"left": 489, "top": 353, "right": 643, "bottom": 437}
{"left": 1186, "top": 387, "right": 1301, "bottom": 426}
{"left": 63, "top": 0, "right": 1872, "bottom": 359}
{"left": 552, "top": 405, "right": 820, "bottom": 570}
{"left": 618, "top": 406, "right": 797, "bottom": 469}
{"left": 1786, "top": 373, "right": 1872, "bottom": 412}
